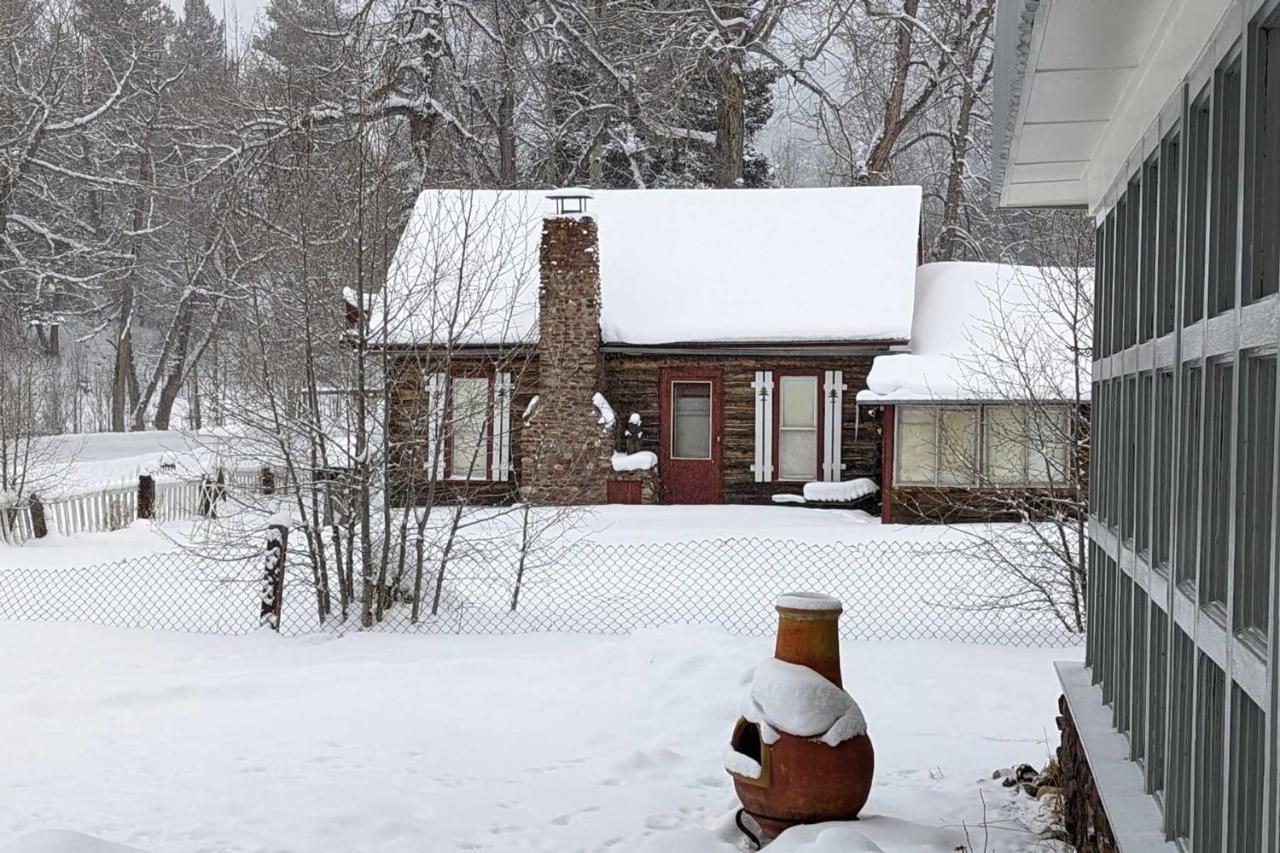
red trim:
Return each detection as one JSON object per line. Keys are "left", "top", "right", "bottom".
{"left": 443, "top": 367, "right": 495, "bottom": 482}
{"left": 881, "top": 404, "right": 895, "bottom": 523}
{"left": 771, "top": 370, "right": 824, "bottom": 483}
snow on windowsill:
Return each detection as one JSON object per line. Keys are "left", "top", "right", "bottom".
{"left": 802, "top": 479, "right": 879, "bottom": 503}
{"left": 593, "top": 393, "right": 616, "bottom": 428}
{"left": 611, "top": 451, "right": 657, "bottom": 472}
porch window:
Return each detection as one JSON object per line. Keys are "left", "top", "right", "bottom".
{"left": 671, "top": 381, "right": 711, "bottom": 459}
{"left": 778, "top": 376, "right": 818, "bottom": 481}
{"left": 449, "top": 376, "right": 490, "bottom": 479}
{"left": 897, "top": 404, "right": 1070, "bottom": 487}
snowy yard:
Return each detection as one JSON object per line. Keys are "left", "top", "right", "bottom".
{"left": 0, "top": 622, "right": 1076, "bottom": 853}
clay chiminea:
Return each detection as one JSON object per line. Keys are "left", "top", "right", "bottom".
{"left": 725, "top": 592, "right": 874, "bottom": 842}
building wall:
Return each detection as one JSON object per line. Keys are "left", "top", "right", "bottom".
{"left": 603, "top": 351, "right": 884, "bottom": 504}
{"left": 1079, "top": 4, "right": 1280, "bottom": 850}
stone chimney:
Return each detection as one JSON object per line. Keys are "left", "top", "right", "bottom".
{"left": 521, "top": 189, "right": 613, "bottom": 504}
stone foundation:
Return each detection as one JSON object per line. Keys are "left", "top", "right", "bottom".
{"left": 1056, "top": 694, "right": 1119, "bottom": 853}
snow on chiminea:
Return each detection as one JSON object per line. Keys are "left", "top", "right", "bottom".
{"left": 520, "top": 188, "right": 614, "bottom": 504}
{"left": 726, "top": 592, "right": 873, "bottom": 843}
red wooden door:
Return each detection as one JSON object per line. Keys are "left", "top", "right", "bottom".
{"left": 659, "top": 368, "right": 723, "bottom": 504}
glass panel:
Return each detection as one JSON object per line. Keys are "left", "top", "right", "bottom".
{"left": 450, "top": 377, "right": 489, "bottom": 479}
{"left": 779, "top": 377, "right": 817, "bottom": 428}
{"left": 937, "top": 408, "right": 977, "bottom": 485}
{"left": 778, "top": 376, "right": 818, "bottom": 481}
{"left": 779, "top": 431, "right": 817, "bottom": 481}
{"left": 672, "top": 382, "right": 711, "bottom": 459}
{"left": 896, "top": 407, "right": 936, "bottom": 484}
{"left": 985, "top": 406, "right": 1026, "bottom": 484}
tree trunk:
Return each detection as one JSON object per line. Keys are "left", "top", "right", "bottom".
{"left": 713, "top": 53, "right": 745, "bottom": 188}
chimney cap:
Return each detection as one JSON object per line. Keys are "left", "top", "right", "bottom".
{"left": 546, "top": 187, "right": 594, "bottom": 216}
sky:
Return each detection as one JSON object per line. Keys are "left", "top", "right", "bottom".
{"left": 166, "top": 0, "right": 266, "bottom": 41}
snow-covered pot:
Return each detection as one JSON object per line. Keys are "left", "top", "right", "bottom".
{"left": 725, "top": 593, "right": 874, "bottom": 841}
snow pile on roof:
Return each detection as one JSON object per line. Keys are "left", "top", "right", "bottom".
{"left": 377, "top": 187, "right": 923, "bottom": 346}
{"left": 611, "top": 450, "right": 657, "bottom": 472}
{"left": 375, "top": 190, "right": 542, "bottom": 347}
{"left": 857, "top": 262, "right": 1093, "bottom": 404}
{"left": 802, "top": 479, "right": 878, "bottom": 503}
{"left": 739, "top": 658, "right": 867, "bottom": 748}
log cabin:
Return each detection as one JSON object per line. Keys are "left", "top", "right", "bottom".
{"left": 373, "top": 186, "right": 923, "bottom": 507}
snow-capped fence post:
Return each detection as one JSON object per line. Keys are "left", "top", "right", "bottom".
{"left": 28, "top": 494, "right": 47, "bottom": 539}
{"left": 137, "top": 475, "right": 155, "bottom": 520}
{"left": 259, "top": 518, "right": 290, "bottom": 631}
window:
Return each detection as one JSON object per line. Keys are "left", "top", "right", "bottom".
{"left": 1141, "top": 156, "right": 1159, "bottom": 342}
{"left": 777, "top": 376, "right": 818, "bottom": 480}
{"left": 449, "top": 376, "right": 490, "bottom": 480}
{"left": 1235, "top": 353, "right": 1274, "bottom": 642}
{"left": 1211, "top": 57, "right": 1242, "bottom": 316}
{"left": 896, "top": 406, "right": 937, "bottom": 484}
{"left": 1185, "top": 90, "right": 1211, "bottom": 327}
{"left": 1128, "top": 586, "right": 1148, "bottom": 762}
{"left": 1154, "top": 371, "right": 1175, "bottom": 570}
{"left": 1227, "top": 686, "right": 1265, "bottom": 852}
{"left": 1193, "top": 655, "right": 1226, "bottom": 853}
{"left": 1202, "top": 360, "right": 1234, "bottom": 611}
{"left": 1104, "top": 212, "right": 1118, "bottom": 355}
{"left": 1123, "top": 181, "right": 1141, "bottom": 350}
{"left": 937, "top": 408, "right": 977, "bottom": 485}
{"left": 1136, "top": 373, "right": 1153, "bottom": 555}
{"left": 1094, "top": 222, "right": 1108, "bottom": 357}
{"left": 897, "top": 404, "right": 1069, "bottom": 487}
{"left": 1249, "top": 16, "right": 1280, "bottom": 301}
{"left": 1146, "top": 603, "right": 1169, "bottom": 795}
{"left": 1158, "top": 129, "right": 1181, "bottom": 336}
{"left": 1166, "top": 627, "right": 1195, "bottom": 842}
{"left": 671, "top": 381, "right": 712, "bottom": 460}
{"left": 985, "top": 406, "right": 1026, "bottom": 484}
{"left": 1122, "top": 376, "right": 1138, "bottom": 543}
{"left": 1114, "top": 574, "right": 1133, "bottom": 733}
{"left": 1176, "top": 364, "right": 1203, "bottom": 586}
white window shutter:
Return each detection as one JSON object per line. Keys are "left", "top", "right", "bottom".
{"left": 752, "top": 371, "right": 774, "bottom": 482}
{"left": 823, "top": 370, "right": 846, "bottom": 481}
{"left": 491, "top": 371, "right": 512, "bottom": 480}
{"left": 426, "top": 372, "right": 446, "bottom": 479}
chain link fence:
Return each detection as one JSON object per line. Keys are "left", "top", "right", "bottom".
{"left": 0, "top": 534, "right": 1084, "bottom": 646}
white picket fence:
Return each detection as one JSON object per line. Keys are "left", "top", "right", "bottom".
{"left": 0, "top": 468, "right": 266, "bottom": 546}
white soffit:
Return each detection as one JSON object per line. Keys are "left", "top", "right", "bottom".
{"left": 1002, "top": 0, "right": 1215, "bottom": 211}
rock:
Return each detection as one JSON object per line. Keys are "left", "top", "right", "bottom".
{"left": 1015, "top": 763, "right": 1038, "bottom": 783}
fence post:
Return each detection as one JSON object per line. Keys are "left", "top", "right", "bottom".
{"left": 259, "top": 519, "right": 289, "bottom": 631}
{"left": 29, "top": 494, "right": 48, "bottom": 539}
{"left": 138, "top": 475, "right": 155, "bottom": 520}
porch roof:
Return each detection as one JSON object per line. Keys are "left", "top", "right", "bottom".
{"left": 373, "top": 186, "right": 922, "bottom": 348}
{"left": 856, "top": 262, "right": 1092, "bottom": 405}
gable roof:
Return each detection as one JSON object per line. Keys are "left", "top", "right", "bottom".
{"left": 856, "top": 261, "right": 1093, "bottom": 404}
{"left": 374, "top": 186, "right": 923, "bottom": 348}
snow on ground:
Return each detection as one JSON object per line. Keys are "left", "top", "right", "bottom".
{"left": 0, "top": 622, "right": 1077, "bottom": 853}
{"left": 0, "top": 520, "right": 200, "bottom": 571}
{"left": 25, "top": 431, "right": 235, "bottom": 499}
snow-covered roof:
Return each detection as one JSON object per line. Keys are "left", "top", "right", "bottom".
{"left": 375, "top": 187, "right": 922, "bottom": 347}
{"left": 856, "top": 261, "right": 1092, "bottom": 405}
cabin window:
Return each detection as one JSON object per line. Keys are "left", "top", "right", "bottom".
{"left": 449, "top": 376, "right": 490, "bottom": 480}
{"left": 897, "top": 404, "right": 1070, "bottom": 487}
{"left": 671, "top": 381, "right": 712, "bottom": 459}
{"left": 777, "top": 375, "right": 819, "bottom": 481}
